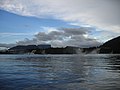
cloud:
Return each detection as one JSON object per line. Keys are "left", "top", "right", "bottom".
{"left": 0, "top": 32, "right": 33, "bottom": 36}
{"left": 16, "top": 38, "right": 38, "bottom": 45}
{"left": 0, "top": 43, "right": 16, "bottom": 48}
{"left": 60, "top": 27, "right": 90, "bottom": 35}
{"left": 0, "top": 0, "right": 120, "bottom": 46}
{"left": 17, "top": 27, "right": 101, "bottom": 47}
{"left": 0, "top": 0, "right": 120, "bottom": 36}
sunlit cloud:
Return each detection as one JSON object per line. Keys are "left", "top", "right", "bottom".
{"left": 0, "top": 0, "right": 119, "bottom": 47}
{"left": 0, "top": 0, "right": 119, "bottom": 36}
{"left": 17, "top": 27, "right": 101, "bottom": 47}
{"left": 0, "top": 32, "right": 33, "bottom": 36}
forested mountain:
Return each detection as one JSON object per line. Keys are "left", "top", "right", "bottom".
{"left": 99, "top": 36, "right": 120, "bottom": 54}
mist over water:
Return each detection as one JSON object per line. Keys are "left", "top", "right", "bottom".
{"left": 76, "top": 48, "right": 100, "bottom": 54}
{"left": 0, "top": 54, "right": 120, "bottom": 90}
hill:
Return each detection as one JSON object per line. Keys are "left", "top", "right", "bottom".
{"left": 99, "top": 36, "right": 120, "bottom": 54}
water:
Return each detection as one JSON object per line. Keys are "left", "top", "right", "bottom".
{"left": 0, "top": 54, "right": 120, "bottom": 90}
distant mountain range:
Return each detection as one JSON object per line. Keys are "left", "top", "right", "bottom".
{"left": 0, "top": 36, "right": 120, "bottom": 54}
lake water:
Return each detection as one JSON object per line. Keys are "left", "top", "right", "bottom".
{"left": 0, "top": 54, "right": 120, "bottom": 90}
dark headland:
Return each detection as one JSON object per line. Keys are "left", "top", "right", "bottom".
{"left": 99, "top": 36, "right": 120, "bottom": 54}
{"left": 0, "top": 36, "right": 120, "bottom": 54}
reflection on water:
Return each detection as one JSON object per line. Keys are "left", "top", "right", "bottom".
{"left": 0, "top": 54, "right": 120, "bottom": 90}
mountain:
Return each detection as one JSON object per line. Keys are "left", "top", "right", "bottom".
{"left": 3, "top": 36, "right": 120, "bottom": 54}
{"left": 99, "top": 36, "right": 120, "bottom": 54}
{"left": 9, "top": 45, "right": 39, "bottom": 51}
{"left": 8, "top": 45, "right": 78, "bottom": 54}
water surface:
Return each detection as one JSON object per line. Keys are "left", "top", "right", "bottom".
{"left": 0, "top": 54, "right": 120, "bottom": 90}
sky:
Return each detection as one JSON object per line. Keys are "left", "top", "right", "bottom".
{"left": 0, "top": 0, "right": 120, "bottom": 48}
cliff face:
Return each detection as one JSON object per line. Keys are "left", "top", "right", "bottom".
{"left": 99, "top": 36, "right": 120, "bottom": 54}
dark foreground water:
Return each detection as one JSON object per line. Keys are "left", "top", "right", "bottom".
{"left": 0, "top": 54, "right": 120, "bottom": 90}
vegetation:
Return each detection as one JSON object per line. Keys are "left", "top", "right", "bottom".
{"left": 99, "top": 36, "right": 120, "bottom": 54}
{"left": 0, "top": 36, "right": 120, "bottom": 54}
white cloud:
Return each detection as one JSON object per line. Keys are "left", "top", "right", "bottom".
{"left": 0, "top": 0, "right": 120, "bottom": 41}
{"left": 0, "top": 32, "right": 33, "bottom": 36}
{"left": 0, "top": 43, "right": 16, "bottom": 48}
{"left": 17, "top": 27, "right": 101, "bottom": 47}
